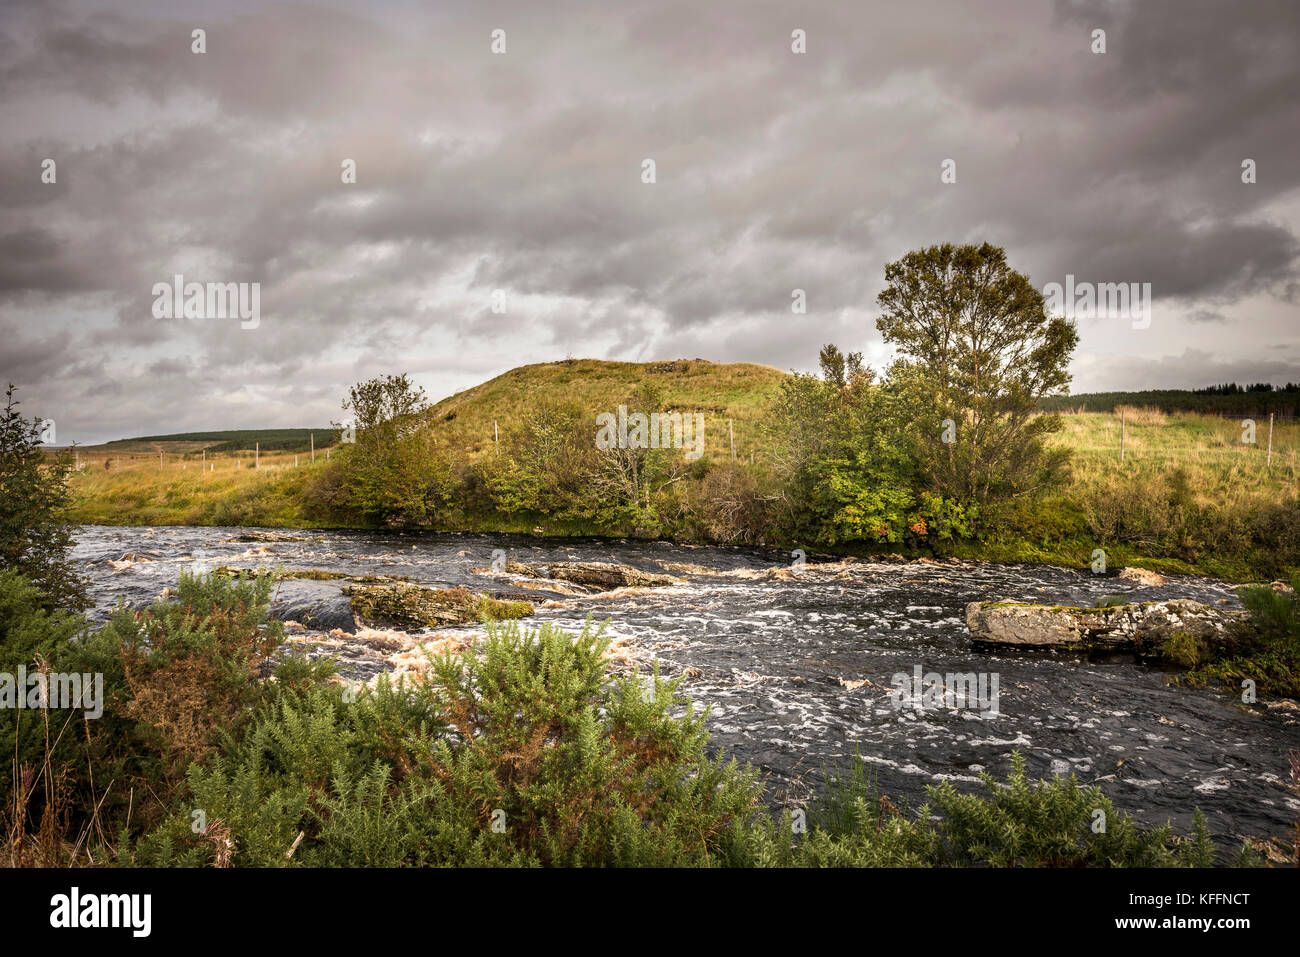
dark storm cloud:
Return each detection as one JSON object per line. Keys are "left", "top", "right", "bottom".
{"left": 1, "top": 0, "right": 1297, "bottom": 442}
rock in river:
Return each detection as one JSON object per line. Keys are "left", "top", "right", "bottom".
{"left": 1117, "top": 566, "right": 1166, "bottom": 586}
{"left": 541, "top": 561, "right": 680, "bottom": 590}
{"left": 269, "top": 580, "right": 357, "bottom": 632}
{"left": 343, "top": 582, "right": 534, "bottom": 629}
{"left": 965, "top": 598, "right": 1247, "bottom": 654}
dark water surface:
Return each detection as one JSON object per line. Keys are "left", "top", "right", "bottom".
{"left": 72, "top": 525, "right": 1299, "bottom": 846}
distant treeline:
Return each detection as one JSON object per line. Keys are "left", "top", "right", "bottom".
{"left": 106, "top": 429, "right": 333, "bottom": 453}
{"left": 1040, "top": 386, "right": 1300, "bottom": 417}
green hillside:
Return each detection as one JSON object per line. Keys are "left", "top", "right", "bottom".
{"left": 423, "top": 358, "right": 789, "bottom": 461}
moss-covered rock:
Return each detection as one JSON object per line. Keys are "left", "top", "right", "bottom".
{"left": 545, "top": 561, "right": 679, "bottom": 590}
{"left": 343, "top": 582, "right": 534, "bottom": 628}
{"left": 965, "top": 598, "right": 1247, "bottom": 654}
{"left": 476, "top": 559, "right": 680, "bottom": 591}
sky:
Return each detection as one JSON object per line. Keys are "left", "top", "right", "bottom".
{"left": 2, "top": 0, "right": 1298, "bottom": 444}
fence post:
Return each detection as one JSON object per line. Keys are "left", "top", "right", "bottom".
{"left": 1119, "top": 408, "right": 1126, "bottom": 463}
{"left": 729, "top": 419, "right": 735, "bottom": 461}
{"left": 311, "top": 432, "right": 315, "bottom": 463}
{"left": 256, "top": 443, "right": 259, "bottom": 469}
{"left": 1267, "top": 413, "right": 1274, "bottom": 469}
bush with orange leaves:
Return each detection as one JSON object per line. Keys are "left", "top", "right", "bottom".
{"left": 107, "top": 570, "right": 283, "bottom": 787}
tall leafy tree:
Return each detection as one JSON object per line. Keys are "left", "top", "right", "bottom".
{"left": 876, "top": 243, "right": 1078, "bottom": 510}
{"left": 333, "top": 374, "right": 453, "bottom": 525}
{"left": 0, "top": 384, "right": 87, "bottom": 610}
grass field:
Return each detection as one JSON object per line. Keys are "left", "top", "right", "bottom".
{"left": 62, "top": 362, "right": 1300, "bottom": 580}
{"left": 955, "top": 406, "right": 1300, "bottom": 580}
{"left": 1055, "top": 406, "right": 1299, "bottom": 508}
{"left": 66, "top": 448, "right": 329, "bottom": 527}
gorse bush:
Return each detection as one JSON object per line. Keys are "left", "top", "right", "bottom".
{"left": 105, "top": 570, "right": 284, "bottom": 781}
{"left": 2, "top": 569, "right": 291, "bottom": 857}
{"left": 137, "top": 616, "right": 766, "bottom": 867}
{"left": 926, "top": 753, "right": 1217, "bottom": 867}
{"left": 0, "top": 569, "right": 89, "bottom": 864}
{"left": 419, "top": 618, "right": 763, "bottom": 866}
{"left": 1186, "top": 574, "right": 1300, "bottom": 697}
{"left": 795, "top": 751, "right": 1255, "bottom": 868}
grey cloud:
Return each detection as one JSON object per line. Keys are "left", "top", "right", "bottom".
{"left": 1, "top": 0, "right": 1298, "bottom": 443}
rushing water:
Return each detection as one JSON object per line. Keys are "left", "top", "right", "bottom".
{"left": 71, "top": 524, "right": 1300, "bottom": 847}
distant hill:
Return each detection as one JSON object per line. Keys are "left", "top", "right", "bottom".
{"left": 87, "top": 429, "right": 332, "bottom": 454}
{"left": 422, "top": 358, "right": 789, "bottom": 461}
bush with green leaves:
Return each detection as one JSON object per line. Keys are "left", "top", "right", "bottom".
{"left": 135, "top": 618, "right": 766, "bottom": 867}
{"left": 0, "top": 569, "right": 89, "bottom": 831}
{"left": 326, "top": 374, "right": 456, "bottom": 526}
{"left": 792, "top": 751, "right": 1254, "bottom": 868}
{"left": 0, "top": 384, "right": 87, "bottom": 610}
{"left": 1185, "top": 573, "right": 1300, "bottom": 697}
{"left": 926, "top": 753, "right": 1221, "bottom": 867}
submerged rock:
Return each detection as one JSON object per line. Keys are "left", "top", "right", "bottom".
{"left": 343, "top": 582, "right": 534, "bottom": 629}
{"left": 1118, "top": 566, "right": 1166, "bottom": 586}
{"left": 478, "top": 559, "right": 679, "bottom": 591}
{"left": 965, "top": 599, "right": 1247, "bottom": 654}
{"left": 107, "top": 551, "right": 158, "bottom": 569}
{"left": 264, "top": 578, "right": 359, "bottom": 632}
{"left": 545, "top": 561, "right": 680, "bottom": 590}
{"left": 271, "top": 589, "right": 357, "bottom": 632}
{"left": 228, "top": 531, "right": 319, "bottom": 543}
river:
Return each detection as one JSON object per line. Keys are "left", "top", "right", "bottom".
{"left": 71, "top": 524, "right": 1300, "bottom": 848}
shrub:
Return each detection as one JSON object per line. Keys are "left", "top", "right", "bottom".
{"left": 1188, "top": 574, "right": 1300, "bottom": 697}
{"left": 0, "top": 570, "right": 89, "bottom": 864}
{"left": 693, "top": 462, "right": 765, "bottom": 542}
{"left": 135, "top": 618, "right": 767, "bottom": 867}
{"left": 801, "top": 751, "right": 1249, "bottom": 867}
{"left": 414, "top": 618, "right": 765, "bottom": 866}
{"left": 0, "top": 384, "right": 88, "bottom": 610}
{"left": 927, "top": 753, "right": 1216, "bottom": 867}
{"left": 99, "top": 570, "right": 284, "bottom": 787}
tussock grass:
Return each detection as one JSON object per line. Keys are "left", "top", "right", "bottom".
{"left": 1113, "top": 404, "right": 1168, "bottom": 427}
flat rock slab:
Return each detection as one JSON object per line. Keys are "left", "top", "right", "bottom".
{"left": 497, "top": 560, "right": 680, "bottom": 591}
{"left": 965, "top": 598, "right": 1248, "bottom": 653}
{"left": 342, "top": 582, "right": 534, "bottom": 629}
